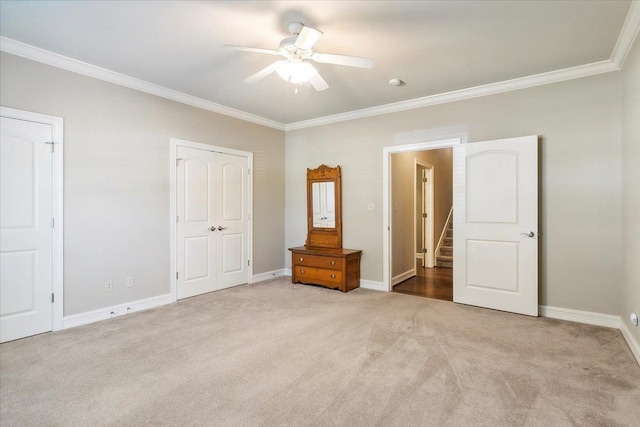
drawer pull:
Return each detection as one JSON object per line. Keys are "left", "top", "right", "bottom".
{"left": 331, "top": 274, "right": 336, "bottom": 279}
{"left": 300, "top": 270, "right": 305, "bottom": 274}
{"left": 330, "top": 261, "right": 336, "bottom": 266}
{"left": 300, "top": 257, "right": 304, "bottom": 262}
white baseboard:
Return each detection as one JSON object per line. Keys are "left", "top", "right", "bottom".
{"left": 392, "top": 269, "right": 416, "bottom": 286}
{"left": 284, "top": 268, "right": 292, "bottom": 276}
{"left": 252, "top": 269, "right": 287, "bottom": 283}
{"left": 416, "top": 253, "right": 423, "bottom": 260}
{"left": 63, "top": 293, "right": 174, "bottom": 329}
{"left": 619, "top": 320, "right": 640, "bottom": 367}
{"left": 539, "top": 305, "right": 620, "bottom": 329}
{"left": 360, "top": 279, "right": 387, "bottom": 292}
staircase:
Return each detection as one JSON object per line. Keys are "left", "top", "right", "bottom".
{"left": 436, "top": 215, "right": 453, "bottom": 268}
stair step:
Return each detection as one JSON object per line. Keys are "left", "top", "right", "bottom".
{"left": 436, "top": 255, "right": 453, "bottom": 268}
{"left": 443, "top": 237, "right": 453, "bottom": 246}
{"left": 445, "top": 229, "right": 453, "bottom": 237}
{"left": 440, "top": 246, "right": 452, "bottom": 256}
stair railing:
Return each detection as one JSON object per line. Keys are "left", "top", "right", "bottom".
{"left": 435, "top": 206, "right": 453, "bottom": 265}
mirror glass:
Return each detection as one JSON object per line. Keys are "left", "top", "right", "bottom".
{"left": 312, "top": 182, "right": 336, "bottom": 228}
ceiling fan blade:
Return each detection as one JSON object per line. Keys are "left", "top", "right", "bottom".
{"left": 295, "top": 26, "right": 323, "bottom": 50}
{"left": 222, "top": 45, "right": 282, "bottom": 56}
{"left": 311, "top": 52, "right": 374, "bottom": 69}
{"left": 244, "top": 62, "right": 280, "bottom": 84}
{"left": 309, "top": 73, "right": 329, "bottom": 91}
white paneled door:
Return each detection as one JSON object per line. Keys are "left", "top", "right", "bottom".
{"left": 453, "top": 135, "right": 538, "bottom": 316}
{"left": 176, "top": 146, "right": 249, "bottom": 299}
{"left": 0, "top": 117, "right": 54, "bottom": 342}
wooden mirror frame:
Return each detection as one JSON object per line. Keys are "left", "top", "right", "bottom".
{"left": 305, "top": 164, "right": 342, "bottom": 248}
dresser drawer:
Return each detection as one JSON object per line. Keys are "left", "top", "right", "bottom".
{"left": 293, "top": 254, "right": 343, "bottom": 270}
{"left": 294, "top": 266, "right": 343, "bottom": 284}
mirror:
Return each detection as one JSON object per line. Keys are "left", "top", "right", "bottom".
{"left": 306, "top": 165, "right": 342, "bottom": 248}
{"left": 312, "top": 182, "right": 336, "bottom": 228}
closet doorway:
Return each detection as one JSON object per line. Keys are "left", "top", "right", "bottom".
{"left": 170, "top": 138, "right": 253, "bottom": 301}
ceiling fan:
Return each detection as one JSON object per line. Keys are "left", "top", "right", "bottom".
{"left": 223, "top": 22, "right": 374, "bottom": 91}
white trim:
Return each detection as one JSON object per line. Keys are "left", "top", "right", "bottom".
{"left": 252, "top": 269, "right": 287, "bottom": 283}
{"left": 284, "top": 61, "right": 618, "bottom": 131}
{"left": 383, "top": 139, "right": 461, "bottom": 292}
{"left": 611, "top": 1, "right": 640, "bottom": 67}
{"left": 169, "top": 138, "right": 254, "bottom": 301}
{"left": 539, "top": 305, "right": 620, "bottom": 329}
{"left": 284, "top": 268, "right": 292, "bottom": 277}
{"left": 0, "top": 106, "right": 64, "bottom": 332}
{"left": 0, "top": 37, "right": 284, "bottom": 131}
{"left": 619, "top": 320, "right": 640, "bottom": 367}
{"left": 360, "top": 280, "right": 386, "bottom": 292}
{"left": 63, "top": 293, "right": 173, "bottom": 329}
{"left": 416, "top": 253, "right": 424, "bottom": 260}
{"left": 392, "top": 269, "right": 416, "bottom": 286}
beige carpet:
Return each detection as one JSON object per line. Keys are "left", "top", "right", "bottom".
{"left": 1, "top": 278, "right": 639, "bottom": 426}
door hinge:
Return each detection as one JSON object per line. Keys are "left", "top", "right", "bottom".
{"left": 423, "top": 248, "right": 427, "bottom": 253}
{"left": 248, "top": 168, "right": 251, "bottom": 175}
{"left": 422, "top": 213, "right": 427, "bottom": 218}
{"left": 51, "top": 293, "right": 55, "bottom": 303}
{"left": 422, "top": 177, "right": 427, "bottom": 183}
{"left": 176, "top": 215, "right": 179, "bottom": 223}
{"left": 247, "top": 259, "right": 250, "bottom": 266}
{"left": 45, "top": 141, "right": 55, "bottom": 152}
{"left": 176, "top": 157, "right": 182, "bottom": 166}
{"left": 50, "top": 218, "right": 55, "bottom": 228}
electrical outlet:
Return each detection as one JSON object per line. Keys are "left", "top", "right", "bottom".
{"left": 631, "top": 312, "right": 639, "bottom": 327}
{"left": 126, "top": 276, "right": 134, "bottom": 288}
{"left": 367, "top": 203, "right": 375, "bottom": 211}
{"left": 104, "top": 280, "right": 113, "bottom": 292}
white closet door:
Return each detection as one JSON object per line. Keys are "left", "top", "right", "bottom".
{"left": 176, "top": 146, "right": 249, "bottom": 299}
{"left": 453, "top": 135, "right": 538, "bottom": 316}
{"left": 1, "top": 117, "right": 53, "bottom": 342}
{"left": 216, "top": 153, "right": 249, "bottom": 290}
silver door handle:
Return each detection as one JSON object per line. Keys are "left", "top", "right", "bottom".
{"left": 520, "top": 231, "right": 535, "bottom": 238}
{"left": 210, "top": 226, "right": 217, "bottom": 232}
{"left": 217, "top": 226, "right": 228, "bottom": 231}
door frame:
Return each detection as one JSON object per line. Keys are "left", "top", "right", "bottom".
{"left": 383, "top": 138, "right": 461, "bottom": 292}
{"left": 415, "top": 160, "right": 434, "bottom": 268}
{"left": 1, "top": 106, "right": 64, "bottom": 331}
{"left": 169, "top": 138, "right": 253, "bottom": 302}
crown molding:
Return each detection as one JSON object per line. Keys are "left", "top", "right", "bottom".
{"left": 611, "top": 0, "right": 640, "bottom": 67}
{"left": 0, "top": 36, "right": 285, "bottom": 131}
{"left": 3, "top": 0, "right": 639, "bottom": 135}
{"left": 284, "top": 60, "right": 619, "bottom": 131}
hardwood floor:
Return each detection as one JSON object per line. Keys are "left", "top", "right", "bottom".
{"left": 392, "top": 259, "right": 453, "bottom": 301}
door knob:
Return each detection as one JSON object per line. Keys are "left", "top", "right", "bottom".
{"left": 520, "top": 231, "right": 535, "bottom": 238}
{"left": 217, "top": 226, "right": 228, "bottom": 231}
{"left": 209, "top": 226, "right": 217, "bottom": 232}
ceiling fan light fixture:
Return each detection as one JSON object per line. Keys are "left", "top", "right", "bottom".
{"left": 275, "top": 60, "right": 317, "bottom": 84}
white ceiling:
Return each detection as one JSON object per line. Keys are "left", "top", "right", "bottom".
{"left": 0, "top": 1, "right": 635, "bottom": 126}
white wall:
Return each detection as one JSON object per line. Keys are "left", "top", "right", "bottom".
{"left": 0, "top": 53, "right": 286, "bottom": 316}
{"left": 286, "top": 72, "right": 622, "bottom": 315}
{"left": 621, "top": 36, "right": 640, "bottom": 343}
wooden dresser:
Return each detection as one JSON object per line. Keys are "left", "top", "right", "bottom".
{"left": 289, "top": 246, "right": 362, "bottom": 292}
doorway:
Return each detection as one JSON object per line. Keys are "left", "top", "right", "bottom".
{"left": 169, "top": 138, "right": 253, "bottom": 301}
{"left": 388, "top": 145, "right": 455, "bottom": 301}
{"left": 0, "top": 107, "right": 64, "bottom": 343}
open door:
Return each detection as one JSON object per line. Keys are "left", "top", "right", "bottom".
{"left": 453, "top": 135, "right": 538, "bottom": 316}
